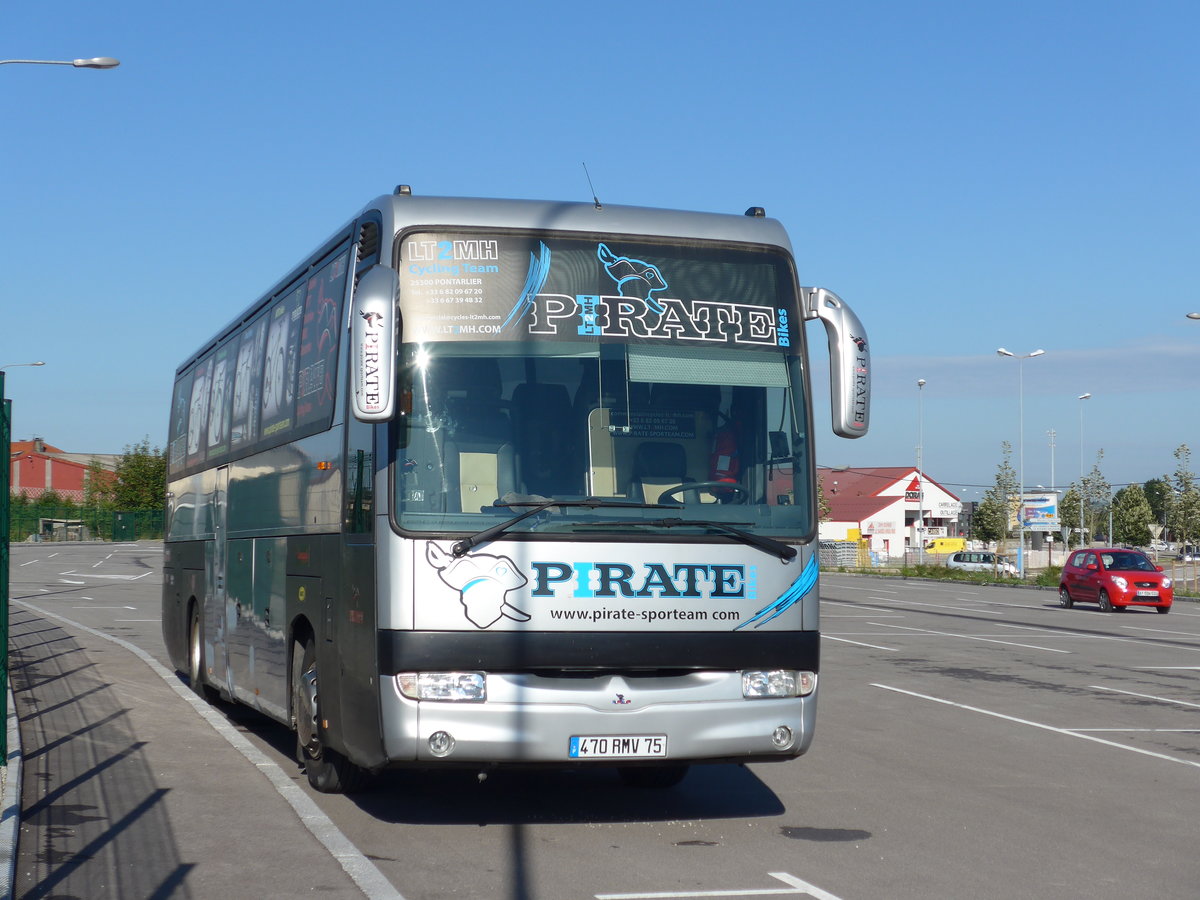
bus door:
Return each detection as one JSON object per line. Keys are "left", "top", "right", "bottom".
{"left": 209, "top": 465, "right": 232, "bottom": 694}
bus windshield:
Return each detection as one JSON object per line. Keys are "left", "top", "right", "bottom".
{"left": 390, "top": 230, "right": 812, "bottom": 541}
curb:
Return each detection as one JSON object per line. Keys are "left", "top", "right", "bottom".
{"left": 0, "top": 684, "right": 22, "bottom": 900}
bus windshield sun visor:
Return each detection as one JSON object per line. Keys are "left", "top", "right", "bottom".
{"left": 450, "top": 496, "right": 680, "bottom": 558}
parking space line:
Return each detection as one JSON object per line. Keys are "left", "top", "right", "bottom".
{"left": 1071, "top": 728, "right": 1200, "bottom": 733}
{"left": 824, "top": 635, "right": 899, "bottom": 651}
{"left": 1088, "top": 686, "right": 1200, "bottom": 709}
{"left": 871, "top": 622, "right": 1069, "bottom": 653}
{"left": 595, "top": 870, "right": 845, "bottom": 899}
{"left": 1121, "top": 624, "right": 1200, "bottom": 637}
{"left": 874, "top": 683, "right": 1200, "bottom": 769}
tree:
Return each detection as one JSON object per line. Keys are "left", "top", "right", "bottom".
{"left": 1143, "top": 477, "right": 1172, "bottom": 536}
{"left": 1167, "top": 445, "right": 1200, "bottom": 545}
{"left": 817, "top": 474, "right": 831, "bottom": 522}
{"left": 84, "top": 458, "right": 116, "bottom": 510}
{"left": 1111, "top": 484, "right": 1153, "bottom": 547}
{"left": 112, "top": 439, "right": 167, "bottom": 510}
{"left": 1059, "top": 486, "right": 1082, "bottom": 547}
{"left": 1079, "top": 451, "right": 1111, "bottom": 541}
{"left": 975, "top": 442, "right": 1019, "bottom": 546}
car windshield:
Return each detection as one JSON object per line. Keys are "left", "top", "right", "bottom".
{"left": 1102, "top": 552, "right": 1155, "bottom": 572}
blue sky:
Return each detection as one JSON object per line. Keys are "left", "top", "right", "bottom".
{"left": 2, "top": 0, "right": 1197, "bottom": 501}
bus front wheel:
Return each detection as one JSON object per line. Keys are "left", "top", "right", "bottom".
{"left": 294, "top": 638, "right": 370, "bottom": 793}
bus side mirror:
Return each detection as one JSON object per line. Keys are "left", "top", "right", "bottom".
{"left": 802, "top": 287, "right": 870, "bottom": 438}
{"left": 351, "top": 265, "right": 399, "bottom": 421}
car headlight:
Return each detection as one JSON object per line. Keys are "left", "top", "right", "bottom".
{"left": 1162, "top": 577, "right": 1173, "bottom": 589}
{"left": 1109, "top": 576, "right": 1128, "bottom": 591}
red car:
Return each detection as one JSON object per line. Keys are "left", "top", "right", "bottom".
{"left": 1059, "top": 548, "right": 1173, "bottom": 614}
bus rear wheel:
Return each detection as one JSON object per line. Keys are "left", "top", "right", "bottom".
{"left": 294, "top": 638, "right": 370, "bottom": 794}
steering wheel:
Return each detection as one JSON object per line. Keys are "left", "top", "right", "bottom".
{"left": 658, "top": 481, "right": 749, "bottom": 505}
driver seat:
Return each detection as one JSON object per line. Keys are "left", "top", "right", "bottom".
{"left": 628, "top": 442, "right": 696, "bottom": 505}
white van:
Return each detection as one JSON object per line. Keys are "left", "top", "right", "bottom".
{"left": 946, "top": 551, "right": 1017, "bottom": 576}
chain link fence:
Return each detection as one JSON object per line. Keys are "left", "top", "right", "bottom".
{"left": 6, "top": 505, "right": 163, "bottom": 543}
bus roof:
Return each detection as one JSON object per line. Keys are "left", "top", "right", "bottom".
{"left": 175, "top": 190, "right": 797, "bottom": 374}
{"left": 363, "top": 188, "right": 794, "bottom": 251}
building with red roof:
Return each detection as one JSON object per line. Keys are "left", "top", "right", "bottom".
{"left": 819, "top": 466, "right": 963, "bottom": 560}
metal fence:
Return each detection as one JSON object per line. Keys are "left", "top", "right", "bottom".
{"left": 6, "top": 505, "right": 163, "bottom": 542}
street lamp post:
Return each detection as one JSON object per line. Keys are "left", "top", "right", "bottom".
{"left": 0, "top": 57, "right": 120, "bottom": 69}
{"left": 2, "top": 54, "right": 115, "bottom": 762}
{"left": 1, "top": 362, "right": 45, "bottom": 763}
{"left": 1078, "top": 393, "right": 1091, "bottom": 547}
{"left": 916, "top": 379, "right": 925, "bottom": 564}
{"left": 997, "top": 348, "right": 1046, "bottom": 578}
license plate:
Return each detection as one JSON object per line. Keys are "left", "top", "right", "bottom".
{"left": 1136, "top": 590, "right": 1159, "bottom": 597}
{"left": 569, "top": 734, "right": 667, "bottom": 759}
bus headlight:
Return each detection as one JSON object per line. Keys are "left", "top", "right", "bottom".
{"left": 742, "top": 670, "right": 816, "bottom": 699}
{"left": 396, "top": 672, "right": 486, "bottom": 701}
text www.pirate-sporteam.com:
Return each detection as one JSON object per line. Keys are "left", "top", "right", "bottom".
{"left": 549, "top": 608, "right": 742, "bottom": 623}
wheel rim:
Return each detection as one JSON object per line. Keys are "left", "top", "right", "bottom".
{"left": 189, "top": 612, "right": 202, "bottom": 683}
{"left": 297, "top": 662, "right": 321, "bottom": 758}
{"left": 1059, "top": 589, "right": 1070, "bottom": 607}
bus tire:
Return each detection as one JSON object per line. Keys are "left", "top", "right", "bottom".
{"left": 294, "top": 638, "right": 371, "bottom": 794}
{"left": 187, "top": 604, "right": 219, "bottom": 703}
{"left": 617, "top": 764, "right": 689, "bottom": 789}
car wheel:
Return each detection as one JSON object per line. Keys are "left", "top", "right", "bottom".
{"left": 1097, "top": 589, "right": 1114, "bottom": 613}
{"left": 1058, "top": 587, "right": 1073, "bottom": 609}
{"left": 1156, "top": 606, "right": 1171, "bottom": 615}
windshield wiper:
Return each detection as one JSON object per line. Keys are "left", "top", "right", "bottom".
{"left": 579, "top": 517, "right": 797, "bottom": 563}
{"left": 451, "top": 497, "right": 680, "bottom": 557}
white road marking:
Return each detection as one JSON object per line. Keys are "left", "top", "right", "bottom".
{"left": 871, "top": 622, "right": 1070, "bottom": 653}
{"left": 1088, "top": 685, "right": 1200, "bottom": 709}
{"left": 595, "top": 870, "right": 845, "bottom": 899}
{"left": 823, "top": 635, "right": 899, "bottom": 651}
{"left": 874, "top": 683, "right": 1200, "bottom": 769}
{"left": 56, "top": 571, "right": 153, "bottom": 581}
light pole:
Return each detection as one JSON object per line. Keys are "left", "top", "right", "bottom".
{"left": 0, "top": 57, "right": 120, "bottom": 69}
{"left": 916, "top": 379, "right": 926, "bottom": 564}
{"left": 997, "top": 348, "right": 1045, "bottom": 578}
{"left": 1, "top": 361, "right": 46, "bottom": 763}
{"left": 1078, "top": 393, "right": 1091, "bottom": 547}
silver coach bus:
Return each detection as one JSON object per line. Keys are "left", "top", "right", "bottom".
{"left": 162, "top": 187, "right": 870, "bottom": 792}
